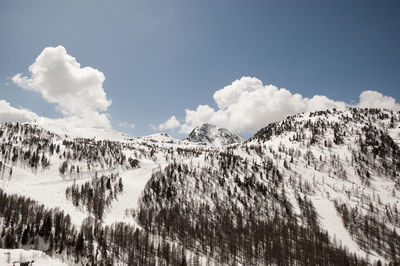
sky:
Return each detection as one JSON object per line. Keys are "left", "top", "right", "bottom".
{"left": 0, "top": 0, "right": 399, "bottom": 138}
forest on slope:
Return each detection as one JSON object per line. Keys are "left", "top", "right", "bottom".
{"left": 0, "top": 107, "right": 399, "bottom": 265}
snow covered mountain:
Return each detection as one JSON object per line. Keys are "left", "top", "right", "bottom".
{"left": 138, "top": 132, "right": 177, "bottom": 144}
{"left": 186, "top": 123, "right": 244, "bottom": 145}
{"left": 30, "top": 116, "right": 134, "bottom": 141}
{"left": 0, "top": 107, "right": 400, "bottom": 265}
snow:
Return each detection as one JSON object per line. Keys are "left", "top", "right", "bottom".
{"left": 138, "top": 133, "right": 174, "bottom": 142}
{"left": 0, "top": 249, "right": 66, "bottom": 266}
{"left": 312, "top": 196, "right": 387, "bottom": 263}
{"left": 389, "top": 125, "right": 400, "bottom": 146}
{"left": 0, "top": 108, "right": 399, "bottom": 264}
{"left": 103, "top": 160, "right": 159, "bottom": 225}
{"left": 2, "top": 164, "right": 91, "bottom": 226}
{"left": 240, "top": 108, "right": 399, "bottom": 263}
{"left": 1, "top": 157, "right": 166, "bottom": 227}
{"left": 311, "top": 197, "right": 366, "bottom": 256}
{"left": 29, "top": 117, "right": 134, "bottom": 142}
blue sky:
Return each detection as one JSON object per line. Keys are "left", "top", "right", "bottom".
{"left": 0, "top": 0, "right": 399, "bottom": 137}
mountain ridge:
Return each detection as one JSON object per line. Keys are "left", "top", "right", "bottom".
{"left": 0, "top": 107, "right": 399, "bottom": 265}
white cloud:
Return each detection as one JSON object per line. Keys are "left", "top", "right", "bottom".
{"left": 0, "top": 99, "right": 111, "bottom": 129}
{"left": 179, "top": 77, "right": 346, "bottom": 133}
{"left": 12, "top": 45, "right": 111, "bottom": 128}
{"left": 0, "top": 99, "right": 38, "bottom": 123}
{"left": 358, "top": 90, "right": 400, "bottom": 110}
{"left": 158, "top": 115, "right": 180, "bottom": 131}
{"left": 172, "top": 78, "right": 399, "bottom": 135}
{"left": 118, "top": 121, "right": 135, "bottom": 129}
{"left": 179, "top": 124, "right": 195, "bottom": 134}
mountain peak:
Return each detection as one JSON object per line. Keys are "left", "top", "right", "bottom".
{"left": 186, "top": 123, "right": 244, "bottom": 145}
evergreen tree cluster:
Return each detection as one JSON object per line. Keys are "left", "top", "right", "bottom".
{"left": 0, "top": 123, "right": 55, "bottom": 172}
{"left": 334, "top": 200, "right": 399, "bottom": 264}
{"left": 65, "top": 173, "right": 123, "bottom": 220}
{"left": 0, "top": 122, "right": 141, "bottom": 178}
{"left": 137, "top": 153, "right": 368, "bottom": 265}
{"left": 0, "top": 188, "right": 199, "bottom": 265}
{"left": 1, "top": 107, "right": 400, "bottom": 265}
{"left": 60, "top": 138, "right": 128, "bottom": 172}
{"left": 0, "top": 189, "right": 77, "bottom": 259}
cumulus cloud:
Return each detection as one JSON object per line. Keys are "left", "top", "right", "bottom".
{"left": 118, "top": 121, "right": 135, "bottom": 129}
{"left": 178, "top": 77, "right": 346, "bottom": 134}
{"left": 358, "top": 90, "right": 400, "bottom": 110}
{"left": 174, "top": 78, "right": 399, "bottom": 134}
{"left": 158, "top": 115, "right": 180, "bottom": 131}
{"left": 0, "top": 99, "right": 38, "bottom": 123}
{"left": 12, "top": 45, "right": 111, "bottom": 128}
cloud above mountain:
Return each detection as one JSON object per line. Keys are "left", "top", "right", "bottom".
{"left": 4, "top": 50, "right": 399, "bottom": 135}
{"left": 177, "top": 77, "right": 346, "bottom": 133}
{"left": 12, "top": 45, "right": 112, "bottom": 128}
{"left": 158, "top": 115, "right": 180, "bottom": 130}
{"left": 0, "top": 99, "right": 38, "bottom": 123}
{"left": 159, "top": 77, "right": 399, "bottom": 134}
{"left": 358, "top": 90, "right": 400, "bottom": 111}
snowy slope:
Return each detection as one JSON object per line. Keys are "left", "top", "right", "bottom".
{"left": 1, "top": 107, "right": 399, "bottom": 265}
{"left": 311, "top": 197, "right": 367, "bottom": 256}
{"left": 30, "top": 117, "right": 134, "bottom": 141}
{"left": 0, "top": 121, "right": 211, "bottom": 226}
{"left": 389, "top": 124, "right": 400, "bottom": 146}
{"left": 244, "top": 108, "right": 400, "bottom": 263}
{"left": 138, "top": 133, "right": 174, "bottom": 143}
{"left": 102, "top": 159, "right": 160, "bottom": 225}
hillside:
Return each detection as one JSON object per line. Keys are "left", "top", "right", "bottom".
{"left": 0, "top": 107, "right": 399, "bottom": 265}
